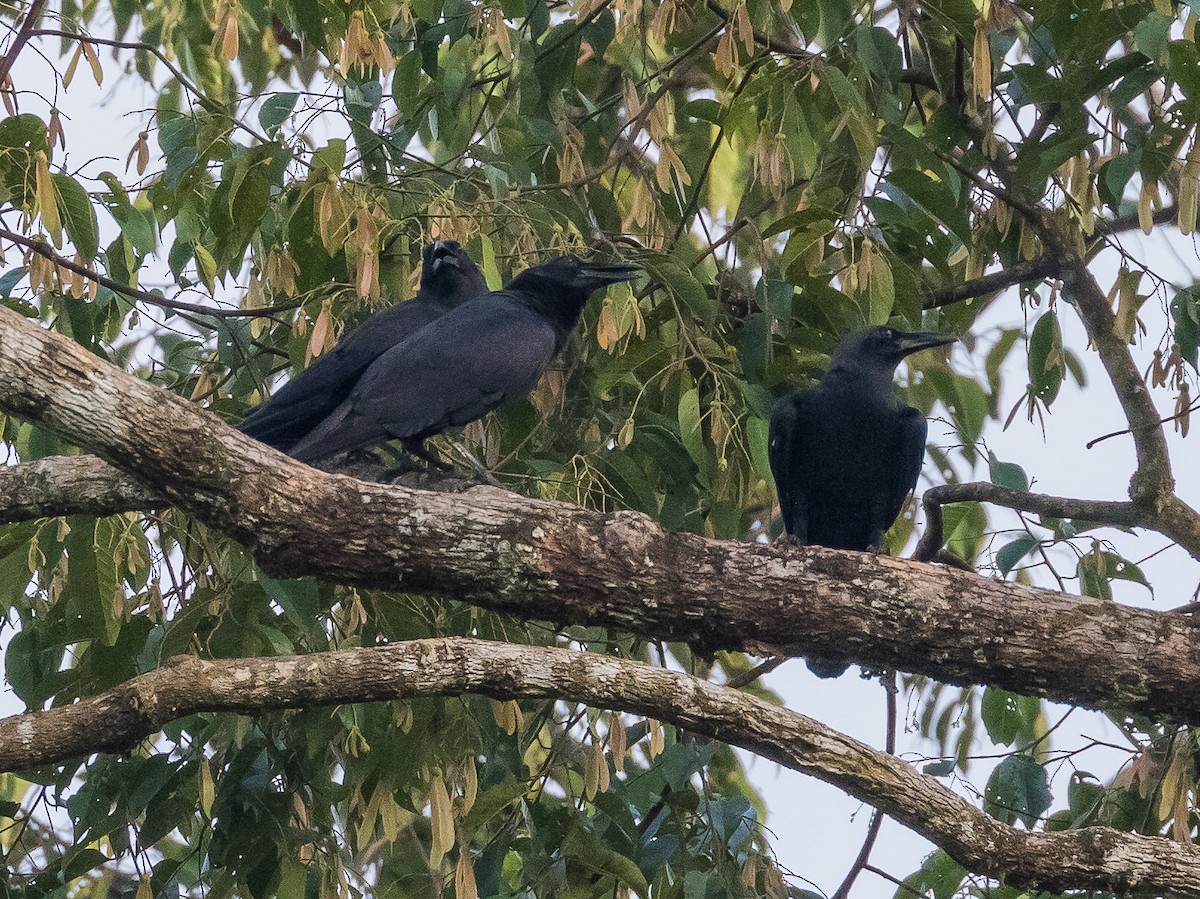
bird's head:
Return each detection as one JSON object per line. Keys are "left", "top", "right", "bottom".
{"left": 830, "top": 326, "right": 957, "bottom": 379}
{"left": 505, "top": 255, "right": 641, "bottom": 342}
{"left": 420, "top": 239, "right": 489, "bottom": 302}
{"left": 512, "top": 255, "right": 642, "bottom": 293}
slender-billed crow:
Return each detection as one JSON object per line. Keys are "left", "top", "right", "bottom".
{"left": 287, "top": 255, "right": 640, "bottom": 466}
{"left": 239, "top": 239, "right": 488, "bottom": 451}
{"left": 768, "top": 326, "right": 954, "bottom": 677}
{"left": 769, "top": 326, "right": 955, "bottom": 552}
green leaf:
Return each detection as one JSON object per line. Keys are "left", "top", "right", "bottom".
{"left": 897, "top": 850, "right": 965, "bottom": 899}
{"left": 984, "top": 754, "right": 1052, "bottom": 828}
{"left": 922, "top": 759, "right": 955, "bottom": 776}
{"left": 746, "top": 416, "right": 774, "bottom": 488}
{"left": 1134, "top": 11, "right": 1172, "bottom": 63}
{"left": 980, "top": 687, "right": 1039, "bottom": 746}
{"left": 462, "top": 776, "right": 530, "bottom": 831}
{"left": 885, "top": 169, "right": 972, "bottom": 246}
{"left": 996, "top": 536, "right": 1038, "bottom": 576}
{"left": 1171, "top": 286, "right": 1200, "bottom": 369}
{"left": 51, "top": 174, "right": 99, "bottom": 261}
{"left": 258, "top": 93, "right": 299, "bottom": 134}
{"left": 5, "top": 627, "right": 57, "bottom": 705}
{"left": 1028, "top": 310, "right": 1065, "bottom": 405}
{"left": 988, "top": 450, "right": 1029, "bottom": 493}
{"left": 643, "top": 256, "right": 716, "bottom": 324}
{"left": 677, "top": 387, "right": 706, "bottom": 470}
{"left": 313, "top": 139, "right": 347, "bottom": 175}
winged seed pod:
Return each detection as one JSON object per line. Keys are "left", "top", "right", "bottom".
{"left": 428, "top": 773, "right": 455, "bottom": 869}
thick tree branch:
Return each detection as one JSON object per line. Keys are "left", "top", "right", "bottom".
{"left": 1, "top": 637, "right": 1197, "bottom": 897}
{"left": 0, "top": 454, "right": 162, "bottom": 522}
{"left": 2, "top": 309, "right": 1200, "bottom": 725}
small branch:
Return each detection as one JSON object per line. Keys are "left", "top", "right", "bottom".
{"left": 725, "top": 655, "right": 786, "bottom": 689}
{"left": 0, "top": 0, "right": 48, "bottom": 88}
{"left": 0, "top": 228, "right": 300, "bottom": 320}
{"left": 28, "top": 29, "right": 273, "bottom": 147}
{"left": 923, "top": 255, "right": 1057, "bottom": 309}
{"left": 1094, "top": 203, "right": 1179, "bottom": 237}
{"left": 2, "top": 638, "right": 1199, "bottom": 897}
{"left": 830, "top": 671, "right": 897, "bottom": 899}
{"left": 914, "top": 483, "right": 1143, "bottom": 564}
{"left": 936, "top": 151, "right": 1041, "bottom": 222}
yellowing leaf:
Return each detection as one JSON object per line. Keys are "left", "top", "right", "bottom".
{"left": 429, "top": 774, "right": 455, "bottom": 869}
{"left": 82, "top": 42, "right": 103, "bottom": 85}
{"left": 455, "top": 850, "right": 479, "bottom": 899}
{"left": 34, "top": 152, "right": 61, "bottom": 246}
{"left": 610, "top": 715, "right": 626, "bottom": 773}
{"left": 462, "top": 756, "right": 478, "bottom": 815}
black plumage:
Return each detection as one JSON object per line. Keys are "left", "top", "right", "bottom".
{"left": 287, "top": 255, "right": 640, "bottom": 466}
{"left": 769, "top": 326, "right": 955, "bottom": 552}
{"left": 239, "top": 239, "right": 488, "bottom": 451}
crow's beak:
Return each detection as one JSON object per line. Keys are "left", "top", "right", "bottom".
{"left": 582, "top": 262, "right": 641, "bottom": 285}
{"left": 430, "top": 240, "right": 460, "bottom": 271}
{"left": 896, "top": 330, "right": 957, "bottom": 357}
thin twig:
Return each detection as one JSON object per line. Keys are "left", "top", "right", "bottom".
{"left": 725, "top": 655, "right": 786, "bottom": 689}
{"left": 0, "top": 227, "right": 301, "bottom": 319}
{"left": 0, "top": 0, "right": 47, "bottom": 87}
{"left": 28, "top": 28, "right": 273, "bottom": 147}
{"left": 830, "top": 670, "right": 897, "bottom": 899}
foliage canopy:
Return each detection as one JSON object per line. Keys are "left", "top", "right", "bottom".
{"left": 0, "top": 0, "right": 1199, "bottom": 896}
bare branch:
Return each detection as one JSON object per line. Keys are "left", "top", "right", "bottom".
{"left": 0, "top": 637, "right": 1197, "bottom": 897}
{"left": 1, "top": 228, "right": 300, "bottom": 320}
{"left": 913, "top": 483, "right": 1144, "bottom": 563}
{"left": 2, "top": 309, "right": 1200, "bottom": 725}
{"left": 830, "top": 671, "right": 897, "bottom": 899}
{"left": 1094, "top": 203, "right": 1180, "bottom": 237}
{"left": 922, "top": 255, "right": 1058, "bottom": 309}
{"left": 0, "top": 0, "right": 48, "bottom": 88}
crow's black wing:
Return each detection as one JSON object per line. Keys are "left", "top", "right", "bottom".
{"left": 240, "top": 298, "right": 447, "bottom": 449}
{"left": 768, "top": 391, "right": 821, "bottom": 543}
{"left": 874, "top": 404, "right": 928, "bottom": 544}
{"left": 354, "top": 298, "right": 558, "bottom": 436}
{"left": 289, "top": 296, "right": 557, "bottom": 463}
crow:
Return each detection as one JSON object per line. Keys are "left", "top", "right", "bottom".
{"left": 768, "top": 326, "right": 955, "bottom": 676}
{"left": 239, "top": 239, "right": 488, "bottom": 451}
{"left": 287, "top": 255, "right": 640, "bottom": 466}
{"left": 769, "top": 326, "right": 955, "bottom": 551}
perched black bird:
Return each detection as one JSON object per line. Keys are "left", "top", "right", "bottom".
{"left": 769, "top": 326, "right": 955, "bottom": 552}
{"left": 287, "top": 255, "right": 640, "bottom": 466}
{"left": 239, "top": 240, "right": 488, "bottom": 451}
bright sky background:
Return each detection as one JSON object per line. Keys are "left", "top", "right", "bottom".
{"left": 4, "top": 26, "right": 1200, "bottom": 899}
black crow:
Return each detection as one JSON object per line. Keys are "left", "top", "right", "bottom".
{"left": 287, "top": 255, "right": 640, "bottom": 466}
{"left": 239, "top": 239, "right": 488, "bottom": 451}
{"left": 768, "top": 326, "right": 954, "bottom": 676}
{"left": 769, "top": 326, "right": 955, "bottom": 551}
